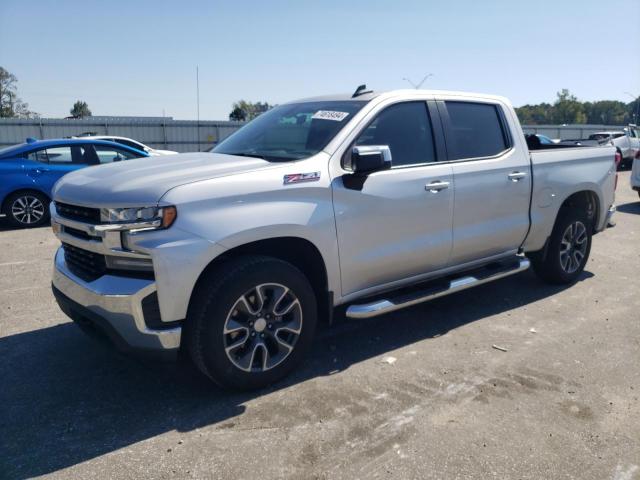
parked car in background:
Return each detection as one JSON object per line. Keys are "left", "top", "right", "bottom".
{"left": 74, "top": 135, "right": 178, "bottom": 156}
{"left": 49, "top": 88, "right": 616, "bottom": 390}
{"left": 556, "top": 127, "right": 639, "bottom": 169}
{"left": 535, "top": 134, "right": 557, "bottom": 145}
{"left": 590, "top": 128, "right": 639, "bottom": 168}
{"left": 632, "top": 149, "right": 640, "bottom": 198}
{"left": 0, "top": 138, "right": 149, "bottom": 228}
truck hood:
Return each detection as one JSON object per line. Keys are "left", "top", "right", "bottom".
{"left": 52, "top": 152, "right": 274, "bottom": 207}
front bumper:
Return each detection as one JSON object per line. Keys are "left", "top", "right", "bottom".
{"left": 52, "top": 247, "right": 181, "bottom": 356}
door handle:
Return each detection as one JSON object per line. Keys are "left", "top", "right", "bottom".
{"left": 425, "top": 180, "right": 450, "bottom": 193}
{"left": 508, "top": 171, "right": 527, "bottom": 182}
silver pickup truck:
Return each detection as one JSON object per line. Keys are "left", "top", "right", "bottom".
{"left": 50, "top": 88, "right": 617, "bottom": 390}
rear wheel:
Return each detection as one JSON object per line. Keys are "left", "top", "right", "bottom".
{"left": 4, "top": 191, "right": 50, "bottom": 228}
{"left": 529, "top": 207, "right": 592, "bottom": 284}
{"left": 185, "top": 255, "right": 317, "bottom": 390}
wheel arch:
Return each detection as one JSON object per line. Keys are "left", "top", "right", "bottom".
{"left": 527, "top": 188, "right": 600, "bottom": 262}
{"left": 190, "top": 236, "right": 333, "bottom": 324}
{"left": 557, "top": 189, "right": 600, "bottom": 231}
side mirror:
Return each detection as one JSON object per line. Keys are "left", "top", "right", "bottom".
{"left": 351, "top": 145, "right": 392, "bottom": 175}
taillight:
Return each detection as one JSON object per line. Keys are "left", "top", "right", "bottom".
{"left": 614, "top": 151, "right": 622, "bottom": 167}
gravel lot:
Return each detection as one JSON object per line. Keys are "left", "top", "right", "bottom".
{"left": 1, "top": 172, "right": 639, "bottom": 480}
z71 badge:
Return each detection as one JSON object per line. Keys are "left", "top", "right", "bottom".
{"left": 283, "top": 171, "right": 321, "bottom": 185}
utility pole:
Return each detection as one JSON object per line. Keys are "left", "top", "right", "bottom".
{"left": 402, "top": 73, "right": 434, "bottom": 89}
{"left": 624, "top": 91, "right": 639, "bottom": 124}
{"left": 196, "top": 66, "right": 201, "bottom": 151}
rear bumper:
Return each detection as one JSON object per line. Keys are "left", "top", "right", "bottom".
{"left": 52, "top": 247, "right": 181, "bottom": 357}
{"left": 604, "top": 204, "right": 617, "bottom": 228}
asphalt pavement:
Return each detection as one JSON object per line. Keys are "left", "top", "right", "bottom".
{"left": 1, "top": 172, "right": 639, "bottom": 480}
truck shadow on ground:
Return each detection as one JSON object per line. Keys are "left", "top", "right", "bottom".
{"left": 0, "top": 221, "right": 49, "bottom": 233}
{"left": 616, "top": 200, "right": 640, "bottom": 215}
{"left": 0, "top": 269, "right": 593, "bottom": 478}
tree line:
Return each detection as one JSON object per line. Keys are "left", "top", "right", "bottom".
{"left": 515, "top": 89, "right": 639, "bottom": 125}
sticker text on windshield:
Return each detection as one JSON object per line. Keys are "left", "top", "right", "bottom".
{"left": 312, "top": 111, "right": 350, "bottom": 122}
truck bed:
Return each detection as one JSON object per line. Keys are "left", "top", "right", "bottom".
{"left": 523, "top": 145, "right": 616, "bottom": 252}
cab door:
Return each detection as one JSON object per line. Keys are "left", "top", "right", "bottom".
{"left": 437, "top": 100, "right": 531, "bottom": 265}
{"left": 332, "top": 100, "right": 454, "bottom": 297}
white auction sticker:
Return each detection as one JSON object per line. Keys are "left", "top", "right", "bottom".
{"left": 312, "top": 110, "right": 350, "bottom": 121}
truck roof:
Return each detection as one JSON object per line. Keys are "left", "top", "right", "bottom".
{"left": 293, "top": 89, "right": 512, "bottom": 105}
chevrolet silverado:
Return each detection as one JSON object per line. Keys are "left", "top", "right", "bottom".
{"left": 50, "top": 87, "right": 617, "bottom": 389}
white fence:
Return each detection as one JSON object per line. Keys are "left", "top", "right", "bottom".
{"left": 0, "top": 118, "right": 629, "bottom": 152}
{"left": 0, "top": 117, "right": 245, "bottom": 153}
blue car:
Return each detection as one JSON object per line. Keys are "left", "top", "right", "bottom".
{"left": 0, "top": 138, "right": 149, "bottom": 228}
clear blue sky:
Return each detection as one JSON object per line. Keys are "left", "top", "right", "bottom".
{"left": 1, "top": 0, "right": 639, "bottom": 119}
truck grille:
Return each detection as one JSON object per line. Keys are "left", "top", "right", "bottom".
{"left": 56, "top": 202, "right": 101, "bottom": 224}
{"left": 63, "top": 243, "right": 106, "bottom": 282}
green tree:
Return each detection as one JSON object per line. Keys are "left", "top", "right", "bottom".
{"left": 584, "top": 100, "right": 627, "bottom": 125}
{"left": 0, "top": 66, "right": 37, "bottom": 118}
{"left": 229, "top": 106, "right": 246, "bottom": 121}
{"left": 70, "top": 100, "right": 92, "bottom": 118}
{"left": 515, "top": 103, "right": 553, "bottom": 125}
{"left": 552, "top": 89, "right": 586, "bottom": 124}
{"left": 228, "top": 100, "right": 272, "bottom": 121}
{"left": 627, "top": 98, "right": 640, "bottom": 124}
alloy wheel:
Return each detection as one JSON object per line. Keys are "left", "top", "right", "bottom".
{"left": 223, "top": 283, "right": 303, "bottom": 372}
{"left": 559, "top": 221, "right": 588, "bottom": 274}
{"left": 11, "top": 195, "right": 45, "bottom": 225}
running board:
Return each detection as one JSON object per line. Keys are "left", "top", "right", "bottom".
{"left": 346, "top": 257, "right": 530, "bottom": 319}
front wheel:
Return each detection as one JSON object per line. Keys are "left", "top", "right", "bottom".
{"left": 185, "top": 255, "right": 318, "bottom": 390}
{"left": 529, "top": 208, "right": 592, "bottom": 284}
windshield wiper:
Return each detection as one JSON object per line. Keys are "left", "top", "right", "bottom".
{"left": 223, "top": 152, "right": 267, "bottom": 160}
{"left": 223, "top": 151, "right": 294, "bottom": 162}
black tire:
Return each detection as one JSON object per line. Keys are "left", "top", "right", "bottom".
{"left": 185, "top": 255, "right": 318, "bottom": 390}
{"left": 3, "top": 191, "right": 50, "bottom": 228}
{"left": 529, "top": 207, "right": 592, "bottom": 284}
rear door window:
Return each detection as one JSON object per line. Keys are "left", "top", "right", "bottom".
{"left": 26, "top": 149, "right": 50, "bottom": 163}
{"left": 444, "top": 101, "right": 510, "bottom": 160}
{"left": 44, "top": 146, "right": 76, "bottom": 164}
{"left": 27, "top": 145, "right": 95, "bottom": 164}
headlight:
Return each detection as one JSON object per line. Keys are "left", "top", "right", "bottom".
{"left": 99, "top": 205, "right": 177, "bottom": 230}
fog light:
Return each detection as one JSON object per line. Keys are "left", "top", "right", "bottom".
{"left": 105, "top": 255, "right": 153, "bottom": 272}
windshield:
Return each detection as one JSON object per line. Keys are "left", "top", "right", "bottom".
{"left": 213, "top": 100, "right": 367, "bottom": 161}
